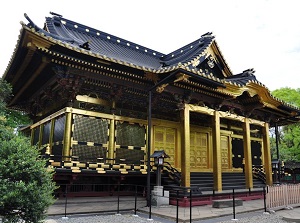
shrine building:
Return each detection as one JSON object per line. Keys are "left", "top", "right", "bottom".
{"left": 3, "top": 12, "right": 300, "bottom": 196}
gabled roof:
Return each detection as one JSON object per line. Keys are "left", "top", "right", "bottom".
{"left": 24, "top": 13, "right": 232, "bottom": 78}
{"left": 43, "top": 13, "right": 163, "bottom": 70}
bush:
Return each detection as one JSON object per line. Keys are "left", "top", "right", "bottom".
{"left": 0, "top": 125, "right": 57, "bottom": 222}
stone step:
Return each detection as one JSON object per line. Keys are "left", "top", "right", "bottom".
{"left": 212, "top": 198, "right": 243, "bottom": 208}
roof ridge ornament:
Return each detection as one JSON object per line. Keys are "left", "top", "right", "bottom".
{"left": 50, "top": 12, "right": 63, "bottom": 17}
{"left": 201, "top": 32, "right": 213, "bottom": 38}
{"left": 24, "top": 13, "right": 78, "bottom": 44}
{"left": 242, "top": 68, "right": 255, "bottom": 76}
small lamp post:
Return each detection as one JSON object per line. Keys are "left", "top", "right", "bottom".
{"left": 150, "top": 150, "right": 169, "bottom": 186}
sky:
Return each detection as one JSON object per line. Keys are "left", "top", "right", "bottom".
{"left": 1, "top": 0, "right": 300, "bottom": 91}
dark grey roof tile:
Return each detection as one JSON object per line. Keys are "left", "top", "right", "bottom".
{"left": 25, "top": 13, "right": 215, "bottom": 72}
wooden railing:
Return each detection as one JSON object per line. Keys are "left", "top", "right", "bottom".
{"left": 266, "top": 184, "right": 300, "bottom": 210}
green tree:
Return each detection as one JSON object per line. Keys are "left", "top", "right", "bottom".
{"left": 271, "top": 87, "right": 300, "bottom": 162}
{"left": 0, "top": 78, "right": 31, "bottom": 128}
{"left": 0, "top": 78, "right": 57, "bottom": 222}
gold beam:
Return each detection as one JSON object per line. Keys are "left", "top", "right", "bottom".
{"left": 76, "top": 95, "right": 110, "bottom": 106}
{"left": 188, "top": 104, "right": 265, "bottom": 126}
{"left": 262, "top": 122, "right": 273, "bottom": 185}
{"left": 212, "top": 111, "right": 222, "bottom": 191}
{"left": 49, "top": 119, "right": 55, "bottom": 154}
{"left": 63, "top": 111, "right": 72, "bottom": 160}
{"left": 243, "top": 118, "right": 253, "bottom": 188}
{"left": 180, "top": 104, "right": 191, "bottom": 187}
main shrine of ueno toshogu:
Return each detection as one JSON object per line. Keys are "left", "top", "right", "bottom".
{"left": 3, "top": 12, "right": 300, "bottom": 198}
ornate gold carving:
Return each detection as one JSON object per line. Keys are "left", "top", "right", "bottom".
{"left": 191, "top": 59, "right": 200, "bottom": 67}
{"left": 156, "top": 83, "right": 169, "bottom": 93}
{"left": 174, "top": 73, "right": 189, "bottom": 83}
{"left": 144, "top": 72, "right": 160, "bottom": 83}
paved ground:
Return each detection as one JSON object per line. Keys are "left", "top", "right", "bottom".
{"left": 46, "top": 195, "right": 300, "bottom": 222}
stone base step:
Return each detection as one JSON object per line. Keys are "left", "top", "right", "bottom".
{"left": 212, "top": 198, "right": 243, "bottom": 208}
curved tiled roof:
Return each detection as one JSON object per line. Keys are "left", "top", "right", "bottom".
{"left": 161, "top": 34, "right": 214, "bottom": 67}
{"left": 225, "top": 68, "right": 258, "bottom": 86}
{"left": 24, "top": 13, "right": 215, "bottom": 73}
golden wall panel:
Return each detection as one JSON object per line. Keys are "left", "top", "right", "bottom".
{"left": 221, "top": 135, "right": 230, "bottom": 169}
{"left": 190, "top": 131, "right": 209, "bottom": 170}
{"left": 154, "top": 126, "right": 176, "bottom": 166}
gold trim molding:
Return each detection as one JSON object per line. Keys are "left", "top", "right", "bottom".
{"left": 188, "top": 104, "right": 265, "bottom": 126}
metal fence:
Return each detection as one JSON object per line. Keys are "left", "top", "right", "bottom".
{"left": 58, "top": 183, "right": 268, "bottom": 223}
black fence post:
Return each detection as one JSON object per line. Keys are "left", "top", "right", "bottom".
{"left": 63, "top": 185, "right": 68, "bottom": 219}
{"left": 117, "top": 184, "right": 120, "bottom": 215}
{"left": 148, "top": 193, "right": 152, "bottom": 220}
{"left": 232, "top": 188, "right": 236, "bottom": 220}
{"left": 134, "top": 185, "right": 138, "bottom": 216}
{"left": 190, "top": 189, "right": 192, "bottom": 223}
{"left": 263, "top": 186, "right": 267, "bottom": 213}
{"left": 176, "top": 190, "right": 179, "bottom": 223}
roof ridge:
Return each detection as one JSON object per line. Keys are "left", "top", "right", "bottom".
{"left": 162, "top": 34, "right": 213, "bottom": 60}
{"left": 52, "top": 14, "right": 165, "bottom": 58}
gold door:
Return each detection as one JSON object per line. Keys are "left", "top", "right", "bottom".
{"left": 154, "top": 126, "right": 176, "bottom": 166}
{"left": 190, "top": 131, "right": 209, "bottom": 170}
{"left": 221, "top": 135, "right": 231, "bottom": 170}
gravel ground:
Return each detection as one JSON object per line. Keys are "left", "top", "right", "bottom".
{"left": 210, "top": 214, "right": 288, "bottom": 223}
{"left": 45, "top": 212, "right": 289, "bottom": 223}
{"left": 45, "top": 214, "right": 165, "bottom": 223}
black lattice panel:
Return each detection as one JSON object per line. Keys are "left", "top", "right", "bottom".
{"left": 72, "top": 144, "right": 107, "bottom": 162}
{"left": 42, "top": 121, "right": 51, "bottom": 145}
{"left": 52, "top": 144, "right": 63, "bottom": 161}
{"left": 73, "top": 115, "right": 108, "bottom": 144}
{"left": 115, "top": 148, "right": 145, "bottom": 164}
{"left": 116, "top": 122, "right": 146, "bottom": 147}
{"left": 53, "top": 115, "right": 65, "bottom": 142}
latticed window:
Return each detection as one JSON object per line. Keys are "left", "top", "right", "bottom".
{"left": 115, "top": 121, "right": 146, "bottom": 164}
{"left": 72, "top": 114, "right": 109, "bottom": 162}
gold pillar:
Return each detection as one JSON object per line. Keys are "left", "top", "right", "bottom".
{"left": 38, "top": 125, "right": 43, "bottom": 149}
{"left": 63, "top": 112, "right": 72, "bottom": 160}
{"left": 243, "top": 118, "right": 253, "bottom": 188}
{"left": 212, "top": 111, "right": 222, "bottom": 191}
{"left": 108, "top": 119, "right": 115, "bottom": 161}
{"left": 262, "top": 122, "right": 273, "bottom": 185}
{"left": 180, "top": 104, "right": 191, "bottom": 187}
{"left": 49, "top": 119, "right": 55, "bottom": 155}
{"left": 108, "top": 101, "right": 116, "bottom": 161}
